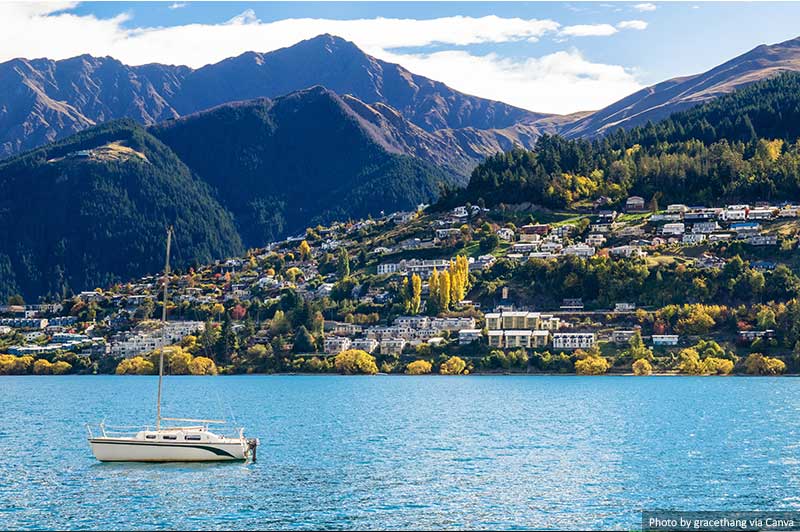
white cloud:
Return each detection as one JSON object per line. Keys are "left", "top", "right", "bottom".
{"left": 616, "top": 19, "right": 648, "bottom": 30}
{"left": 379, "top": 49, "right": 642, "bottom": 114}
{"left": 0, "top": 3, "right": 644, "bottom": 113}
{"left": 634, "top": 3, "right": 657, "bottom": 11}
{"left": 169, "top": 3, "right": 187, "bottom": 9}
{"left": 560, "top": 23, "right": 618, "bottom": 37}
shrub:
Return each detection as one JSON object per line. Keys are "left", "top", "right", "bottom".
{"left": 574, "top": 355, "right": 610, "bottom": 375}
{"left": 405, "top": 360, "right": 432, "bottom": 375}
{"left": 188, "top": 356, "right": 218, "bottom": 375}
{"left": 334, "top": 349, "right": 378, "bottom": 375}
{"left": 701, "top": 357, "right": 734, "bottom": 375}
{"left": 33, "top": 359, "right": 53, "bottom": 375}
{"left": 632, "top": 358, "right": 652, "bottom": 376}
{"left": 745, "top": 353, "right": 786, "bottom": 375}
{"left": 439, "top": 356, "right": 468, "bottom": 375}
{"left": 116, "top": 356, "right": 155, "bottom": 375}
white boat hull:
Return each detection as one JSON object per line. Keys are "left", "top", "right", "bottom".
{"left": 89, "top": 438, "right": 247, "bottom": 462}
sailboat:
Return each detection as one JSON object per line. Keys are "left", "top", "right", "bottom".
{"left": 88, "top": 228, "right": 258, "bottom": 462}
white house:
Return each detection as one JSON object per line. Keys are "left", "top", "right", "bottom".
{"left": 652, "top": 334, "right": 679, "bottom": 346}
{"left": 377, "top": 263, "right": 399, "bottom": 275}
{"left": 324, "top": 335, "right": 352, "bottom": 355}
{"left": 662, "top": 223, "right": 685, "bottom": 235}
{"left": 561, "top": 244, "right": 595, "bottom": 258}
{"left": 552, "top": 332, "right": 596, "bottom": 350}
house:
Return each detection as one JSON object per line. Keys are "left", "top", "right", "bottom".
{"left": 692, "top": 222, "right": 719, "bottom": 234}
{"left": 324, "top": 336, "right": 352, "bottom": 355}
{"left": 458, "top": 329, "right": 482, "bottom": 345}
{"left": 377, "top": 263, "right": 399, "bottom": 275}
{"left": 695, "top": 254, "right": 726, "bottom": 269}
{"left": 662, "top": 223, "right": 685, "bottom": 235}
{"left": 488, "top": 330, "right": 504, "bottom": 348}
{"left": 520, "top": 223, "right": 550, "bottom": 236}
{"left": 562, "top": 244, "right": 595, "bottom": 258}
{"left": 721, "top": 208, "right": 748, "bottom": 221}
{"left": 380, "top": 337, "right": 407, "bottom": 355}
{"left": 597, "top": 210, "right": 618, "bottom": 224}
{"left": 708, "top": 233, "right": 733, "bottom": 242}
{"left": 552, "top": 332, "right": 596, "bottom": 350}
{"left": 352, "top": 338, "right": 379, "bottom": 354}
{"left": 540, "top": 242, "right": 564, "bottom": 254}
{"left": 747, "top": 234, "right": 778, "bottom": 246}
{"left": 666, "top": 204, "right": 689, "bottom": 214}
{"left": 512, "top": 242, "right": 536, "bottom": 254}
{"left": 436, "top": 228, "right": 462, "bottom": 240}
{"left": 731, "top": 222, "right": 761, "bottom": 236}
{"left": 560, "top": 298, "right": 584, "bottom": 311}
{"left": 503, "top": 329, "right": 532, "bottom": 349}
{"left": 612, "top": 330, "right": 638, "bottom": 344}
{"left": 531, "top": 330, "right": 550, "bottom": 348}
{"left": 651, "top": 213, "right": 682, "bottom": 222}
{"left": 682, "top": 233, "right": 707, "bottom": 245}
{"left": 586, "top": 234, "right": 607, "bottom": 246}
{"left": 751, "top": 260, "right": 776, "bottom": 271}
{"left": 747, "top": 207, "right": 776, "bottom": 220}
{"left": 626, "top": 196, "right": 646, "bottom": 212}
{"left": 615, "top": 303, "right": 636, "bottom": 312}
{"left": 652, "top": 335, "right": 679, "bottom": 346}
{"left": 738, "top": 329, "right": 775, "bottom": 342}
{"left": 609, "top": 245, "right": 646, "bottom": 258}
{"left": 496, "top": 227, "right": 515, "bottom": 241}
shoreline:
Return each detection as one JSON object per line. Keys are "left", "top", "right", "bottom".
{"left": 3, "top": 372, "right": 798, "bottom": 377}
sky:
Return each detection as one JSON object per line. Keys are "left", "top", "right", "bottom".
{"left": 2, "top": 1, "right": 800, "bottom": 115}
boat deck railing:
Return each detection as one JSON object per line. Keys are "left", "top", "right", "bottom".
{"left": 86, "top": 421, "right": 245, "bottom": 439}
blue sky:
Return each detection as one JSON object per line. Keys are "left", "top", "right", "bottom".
{"left": 3, "top": 2, "right": 800, "bottom": 114}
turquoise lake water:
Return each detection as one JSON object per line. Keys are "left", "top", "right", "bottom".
{"left": 1, "top": 375, "right": 800, "bottom": 530}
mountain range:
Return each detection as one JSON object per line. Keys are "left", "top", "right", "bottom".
{"left": 4, "top": 33, "right": 800, "bottom": 299}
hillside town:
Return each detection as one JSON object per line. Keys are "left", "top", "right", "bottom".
{"left": 2, "top": 197, "right": 799, "bottom": 376}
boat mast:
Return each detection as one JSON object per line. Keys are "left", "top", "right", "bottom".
{"left": 156, "top": 226, "right": 173, "bottom": 431}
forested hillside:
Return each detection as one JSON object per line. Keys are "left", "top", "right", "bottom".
{"left": 447, "top": 73, "right": 800, "bottom": 209}
{"left": 0, "top": 121, "right": 243, "bottom": 301}
{"left": 151, "top": 88, "right": 458, "bottom": 245}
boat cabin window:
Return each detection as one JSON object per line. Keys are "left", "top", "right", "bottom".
{"left": 184, "top": 435, "right": 202, "bottom": 441}
{"left": 162, "top": 435, "right": 177, "bottom": 440}
{"left": 145, "top": 434, "right": 156, "bottom": 439}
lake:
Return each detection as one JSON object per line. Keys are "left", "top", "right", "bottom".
{"left": 1, "top": 375, "right": 799, "bottom": 530}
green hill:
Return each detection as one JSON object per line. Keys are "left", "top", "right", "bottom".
{"left": 0, "top": 121, "right": 243, "bottom": 301}
{"left": 445, "top": 72, "right": 800, "bottom": 210}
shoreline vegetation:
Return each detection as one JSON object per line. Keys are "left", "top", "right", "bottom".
{"left": 0, "top": 341, "right": 789, "bottom": 377}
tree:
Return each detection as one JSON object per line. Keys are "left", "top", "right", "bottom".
{"left": 189, "top": 356, "right": 218, "bottom": 375}
{"left": 632, "top": 358, "right": 652, "bottom": 375}
{"left": 677, "top": 348, "right": 702, "bottom": 374}
{"left": 701, "top": 357, "right": 734, "bottom": 375}
{"left": 337, "top": 248, "right": 350, "bottom": 279}
{"left": 293, "top": 325, "right": 316, "bottom": 353}
{"left": 51, "top": 361, "right": 72, "bottom": 375}
{"left": 428, "top": 268, "right": 441, "bottom": 314}
{"left": 410, "top": 274, "right": 422, "bottom": 314}
{"left": 298, "top": 240, "right": 311, "bottom": 261}
{"left": 116, "top": 356, "right": 155, "bottom": 375}
{"left": 625, "top": 331, "right": 653, "bottom": 361}
{"left": 745, "top": 353, "right": 786, "bottom": 375}
{"left": 334, "top": 349, "right": 378, "bottom": 375}
{"left": 439, "top": 356, "right": 467, "bottom": 375}
{"left": 33, "top": 359, "right": 53, "bottom": 375}
{"left": 439, "top": 270, "right": 451, "bottom": 311}
{"left": 215, "top": 315, "right": 238, "bottom": 365}
{"left": 574, "top": 355, "right": 610, "bottom": 375}
{"left": 406, "top": 360, "right": 432, "bottom": 375}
